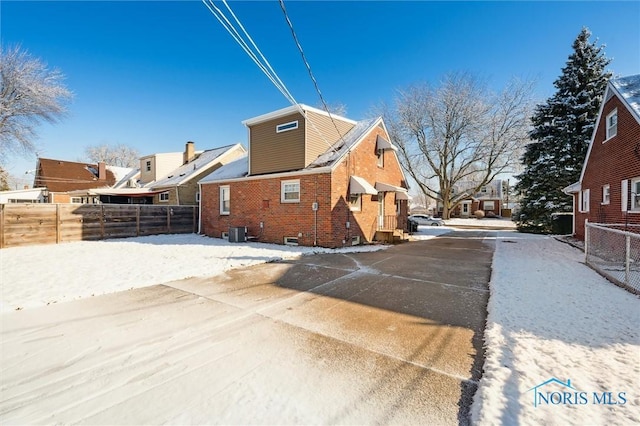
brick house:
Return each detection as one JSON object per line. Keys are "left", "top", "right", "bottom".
{"left": 33, "top": 158, "right": 117, "bottom": 203}
{"left": 437, "top": 179, "right": 504, "bottom": 218}
{"left": 198, "top": 104, "right": 409, "bottom": 248}
{"left": 564, "top": 74, "right": 640, "bottom": 239}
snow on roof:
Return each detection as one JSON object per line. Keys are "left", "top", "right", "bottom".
{"left": 107, "top": 166, "right": 138, "bottom": 188}
{"left": 199, "top": 155, "right": 249, "bottom": 184}
{"left": 151, "top": 144, "right": 239, "bottom": 187}
{"left": 308, "top": 117, "right": 381, "bottom": 168}
{"left": 611, "top": 74, "right": 640, "bottom": 118}
{"left": 199, "top": 118, "right": 382, "bottom": 184}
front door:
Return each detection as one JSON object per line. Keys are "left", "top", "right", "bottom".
{"left": 462, "top": 202, "right": 470, "bottom": 217}
{"left": 378, "top": 192, "right": 385, "bottom": 228}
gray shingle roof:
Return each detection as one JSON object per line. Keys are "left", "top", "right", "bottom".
{"left": 150, "top": 144, "right": 239, "bottom": 188}
{"left": 612, "top": 74, "right": 640, "bottom": 118}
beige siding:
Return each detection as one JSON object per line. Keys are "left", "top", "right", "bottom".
{"left": 249, "top": 113, "right": 306, "bottom": 175}
{"left": 140, "top": 153, "right": 183, "bottom": 184}
{"left": 305, "top": 111, "right": 355, "bottom": 165}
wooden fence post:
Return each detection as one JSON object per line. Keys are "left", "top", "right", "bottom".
{"left": 56, "top": 204, "right": 61, "bottom": 244}
{"left": 167, "top": 207, "right": 171, "bottom": 233}
{"left": 136, "top": 205, "right": 140, "bottom": 237}
{"left": 0, "top": 204, "right": 4, "bottom": 249}
{"left": 100, "top": 205, "right": 105, "bottom": 240}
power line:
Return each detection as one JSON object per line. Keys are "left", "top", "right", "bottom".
{"left": 200, "top": 0, "right": 338, "bottom": 152}
{"left": 277, "top": 0, "right": 347, "bottom": 146}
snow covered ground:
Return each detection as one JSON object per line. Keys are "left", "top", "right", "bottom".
{"left": 1, "top": 229, "right": 638, "bottom": 424}
{"left": 0, "top": 234, "right": 387, "bottom": 313}
{"left": 471, "top": 232, "right": 640, "bottom": 425}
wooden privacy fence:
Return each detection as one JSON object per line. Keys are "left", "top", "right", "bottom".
{"left": 0, "top": 204, "right": 198, "bottom": 248}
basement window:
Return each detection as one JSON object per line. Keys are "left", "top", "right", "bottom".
{"left": 351, "top": 236, "right": 361, "bottom": 246}
{"left": 284, "top": 237, "right": 299, "bottom": 246}
{"left": 276, "top": 120, "right": 298, "bottom": 133}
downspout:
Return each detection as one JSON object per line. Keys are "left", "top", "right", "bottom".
{"left": 197, "top": 183, "right": 202, "bottom": 234}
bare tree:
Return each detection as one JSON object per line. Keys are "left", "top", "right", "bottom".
{"left": 0, "top": 45, "right": 72, "bottom": 164}
{"left": 84, "top": 143, "right": 140, "bottom": 168}
{"left": 383, "top": 73, "right": 534, "bottom": 219}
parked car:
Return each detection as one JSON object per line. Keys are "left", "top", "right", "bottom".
{"left": 408, "top": 214, "right": 445, "bottom": 226}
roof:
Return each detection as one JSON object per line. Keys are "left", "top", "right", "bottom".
{"left": 199, "top": 155, "right": 249, "bottom": 184}
{"left": 150, "top": 144, "right": 245, "bottom": 188}
{"left": 611, "top": 74, "right": 640, "bottom": 121}
{"left": 242, "top": 104, "right": 357, "bottom": 127}
{"left": 108, "top": 166, "right": 139, "bottom": 188}
{"left": 35, "top": 158, "right": 116, "bottom": 192}
{"left": 199, "top": 117, "right": 384, "bottom": 185}
{"left": 578, "top": 74, "right": 640, "bottom": 185}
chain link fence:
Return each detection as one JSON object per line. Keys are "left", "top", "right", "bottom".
{"left": 585, "top": 221, "right": 640, "bottom": 294}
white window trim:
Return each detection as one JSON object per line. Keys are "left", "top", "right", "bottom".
{"left": 220, "top": 185, "right": 230, "bottom": 215}
{"left": 631, "top": 177, "right": 640, "bottom": 212}
{"left": 601, "top": 184, "right": 610, "bottom": 205}
{"left": 159, "top": 191, "right": 169, "bottom": 202}
{"left": 483, "top": 200, "right": 495, "bottom": 210}
{"left": 276, "top": 120, "right": 299, "bottom": 133}
{"left": 622, "top": 180, "right": 629, "bottom": 212}
{"left": 146, "top": 160, "right": 152, "bottom": 172}
{"left": 221, "top": 231, "right": 229, "bottom": 239}
{"left": 281, "top": 179, "right": 300, "bottom": 203}
{"left": 284, "top": 237, "right": 299, "bottom": 246}
{"left": 349, "top": 193, "right": 362, "bottom": 211}
{"left": 351, "top": 236, "right": 361, "bottom": 246}
{"left": 605, "top": 108, "right": 617, "bottom": 141}
{"left": 579, "top": 188, "right": 590, "bottom": 213}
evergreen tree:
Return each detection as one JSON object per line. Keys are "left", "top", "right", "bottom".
{"left": 516, "top": 28, "right": 611, "bottom": 233}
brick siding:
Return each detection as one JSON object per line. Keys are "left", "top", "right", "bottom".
{"left": 573, "top": 94, "right": 640, "bottom": 240}
{"left": 200, "top": 123, "right": 408, "bottom": 247}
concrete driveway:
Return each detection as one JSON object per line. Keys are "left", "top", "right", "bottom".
{"left": 0, "top": 230, "right": 494, "bottom": 425}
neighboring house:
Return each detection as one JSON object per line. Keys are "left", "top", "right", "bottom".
{"left": 149, "top": 143, "right": 246, "bottom": 205}
{"left": 437, "top": 180, "right": 504, "bottom": 218}
{"left": 91, "top": 142, "right": 245, "bottom": 205}
{"left": 33, "top": 158, "right": 117, "bottom": 203}
{"left": 0, "top": 188, "right": 47, "bottom": 204}
{"left": 198, "top": 104, "right": 409, "bottom": 248}
{"left": 564, "top": 74, "right": 640, "bottom": 239}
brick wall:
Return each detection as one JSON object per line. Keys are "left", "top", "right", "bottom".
{"left": 200, "top": 122, "right": 409, "bottom": 247}
{"left": 574, "top": 94, "right": 640, "bottom": 239}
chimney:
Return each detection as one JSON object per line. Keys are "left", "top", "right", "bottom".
{"left": 98, "top": 161, "right": 106, "bottom": 180}
{"left": 184, "top": 141, "right": 195, "bottom": 164}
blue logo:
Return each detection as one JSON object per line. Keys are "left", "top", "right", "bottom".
{"left": 528, "top": 377, "right": 627, "bottom": 407}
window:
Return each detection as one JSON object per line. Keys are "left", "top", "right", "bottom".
{"left": 376, "top": 150, "right": 384, "bottom": 167}
{"left": 605, "top": 109, "right": 617, "bottom": 140}
{"left": 351, "top": 236, "right": 361, "bottom": 246}
{"left": 602, "top": 184, "right": 610, "bottom": 205}
{"left": 146, "top": 160, "right": 151, "bottom": 172}
{"left": 483, "top": 200, "right": 495, "bottom": 211}
{"left": 349, "top": 194, "right": 362, "bottom": 211}
{"left": 580, "top": 189, "right": 590, "bottom": 212}
{"left": 284, "top": 237, "right": 299, "bottom": 246}
{"left": 631, "top": 178, "right": 640, "bottom": 211}
{"left": 281, "top": 180, "right": 300, "bottom": 203}
{"left": 276, "top": 120, "right": 298, "bottom": 133}
{"left": 71, "top": 197, "right": 83, "bottom": 204}
{"left": 481, "top": 186, "right": 488, "bottom": 193}
{"left": 220, "top": 185, "right": 230, "bottom": 214}
{"left": 159, "top": 191, "right": 169, "bottom": 202}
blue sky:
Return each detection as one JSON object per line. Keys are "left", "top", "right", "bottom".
{"left": 2, "top": 1, "right": 639, "bottom": 186}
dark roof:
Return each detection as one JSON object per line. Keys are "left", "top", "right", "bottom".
{"left": 35, "top": 158, "right": 116, "bottom": 192}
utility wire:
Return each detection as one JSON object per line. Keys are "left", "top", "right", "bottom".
{"left": 200, "top": 0, "right": 337, "bottom": 152}
{"left": 278, "top": 0, "right": 347, "bottom": 146}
